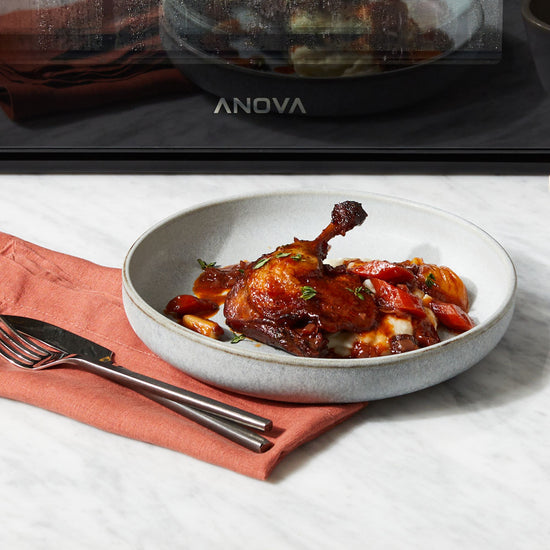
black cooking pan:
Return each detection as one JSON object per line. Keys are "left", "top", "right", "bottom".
{"left": 161, "top": 0, "right": 490, "bottom": 116}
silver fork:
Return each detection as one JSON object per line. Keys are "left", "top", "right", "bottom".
{"left": 0, "top": 317, "right": 273, "bottom": 452}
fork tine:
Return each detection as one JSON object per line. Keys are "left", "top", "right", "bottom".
{"left": 0, "top": 317, "right": 68, "bottom": 369}
{"left": 0, "top": 327, "right": 43, "bottom": 362}
{"left": 0, "top": 316, "right": 58, "bottom": 370}
{"left": 0, "top": 331, "right": 37, "bottom": 367}
{"left": 0, "top": 317, "right": 50, "bottom": 359}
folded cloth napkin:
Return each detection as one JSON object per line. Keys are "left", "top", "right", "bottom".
{"left": 0, "top": 0, "right": 192, "bottom": 120}
{"left": 0, "top": 232, "right": 366, "bottom": 480}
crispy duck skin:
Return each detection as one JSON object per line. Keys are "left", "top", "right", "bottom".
{"left": 223, "top": 202, "right": 377, "bottom": 357}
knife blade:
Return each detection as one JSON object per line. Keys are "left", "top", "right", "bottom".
{"left": 3, "top": 315, "right": 273, "bottom": 452}
{"left": 6, "top": 315, "right": 114, "bottom": 363}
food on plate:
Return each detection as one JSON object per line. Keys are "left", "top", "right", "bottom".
{"left": 194, "top": 0, "right": 454, "bottom": 77}
{"left": 179, "top": 314, "right": 225, "bottom": 339}
{"left": 165, "top": 201, "right": 474, "bottom": 358}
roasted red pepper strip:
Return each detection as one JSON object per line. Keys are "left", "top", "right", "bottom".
{"left": 370, "top": 278, "right": 426, "bottom": 318}
{"left": 429, "top": 300, "right": 474, "bottom": 332}
{"left": 165, "top": 294, "right": 218, "bottom": 318}
{"left": 347, "top": 260, "right": 414, "bottom": 284}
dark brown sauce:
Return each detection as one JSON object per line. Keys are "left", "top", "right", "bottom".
{"left": 193, "top": 262, "right": 248, "bottom": 305}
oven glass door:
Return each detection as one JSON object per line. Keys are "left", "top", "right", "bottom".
{"left": 1, "top": 0, "right": 547, "bottom": 171}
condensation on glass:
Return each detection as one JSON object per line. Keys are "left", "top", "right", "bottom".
{"left": 0, "top": 1, "right": 503, "bottom": 75}
{"left": 161, "top": 0, "right": 504, "bottom": 78}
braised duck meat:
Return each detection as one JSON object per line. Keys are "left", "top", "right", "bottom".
{"left": 223, "top": 201, "right": 377, "bottom": 357}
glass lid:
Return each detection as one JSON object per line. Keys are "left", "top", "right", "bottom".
{"left": 161, "top": 0, "right": 487, "bottom": 78}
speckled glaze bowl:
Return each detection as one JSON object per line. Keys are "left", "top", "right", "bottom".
{"left": 122, "top": 191, "right": 516, "bottom": 403}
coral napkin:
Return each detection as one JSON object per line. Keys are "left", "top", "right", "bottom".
{"left": 0, "top": 233, "right": 366, "bottom": 480}
{"left": 0, "top": 0, "right": 192, "bottom": 120}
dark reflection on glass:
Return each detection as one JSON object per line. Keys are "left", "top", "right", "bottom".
{"left": 0, "top": 1, "right": 189, "bottom": 121}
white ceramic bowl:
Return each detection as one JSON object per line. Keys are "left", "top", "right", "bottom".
{"left": 122, "top": 191, "right": 516, "bottom": 403}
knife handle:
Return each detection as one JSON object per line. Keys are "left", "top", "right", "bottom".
{"left": 61, "top": 356, "right": 273, "bottom": 432}
{"left": 142, "top": 392, "right": 273, "bottom": 453}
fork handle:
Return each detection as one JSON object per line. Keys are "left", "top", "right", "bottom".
{"left": 61, "top": 356, "right": 272, "bottom": 432}
{"left": 141, "top": 392, "right": 273, "bottom": 453}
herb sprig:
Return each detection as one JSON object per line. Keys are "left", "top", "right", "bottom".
{"left": 347, "top": 286, "right": 370, "bottom": 300}
{"left": 253, "top": 257, "right": 271, "bottom": 269}
{"left": 300, "top": 286, "right": 317, "bottom": 300}
{"left": 197, "top": 258, "right": 218, "bottom": 270}
{"left": 425, "top": 272, "right": 436, "bottom": 288}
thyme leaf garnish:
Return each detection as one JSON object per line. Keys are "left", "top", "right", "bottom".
{"left": 300, "top": 286, "right": 317, "bottom": 300}
{"left": 253, "top": 257, "right": 271, "bottom": 269}
{"left": 347, "top": 286, "right": 367, "bottom": 300}
{"left": 230, "top": 333, "right": 246, "bottom": 344}
{"left": 197, "top": 258, "right": 218, "bottom": 270}
{"left": 426, "top": 272, "right": 436, "bottom": 288}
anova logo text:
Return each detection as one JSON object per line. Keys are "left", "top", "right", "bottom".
{"left": 213, "top": 97, "right": 306, "bottom": 114}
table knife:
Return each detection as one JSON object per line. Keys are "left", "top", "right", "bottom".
{"left": 3, "top": 315, "right": 273, "bottom": 452}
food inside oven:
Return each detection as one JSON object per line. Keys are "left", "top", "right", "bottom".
{"left": 162, "top": 0, "right": 484, "bottom": 77}
{"left": 160, "top": 0, "right": 499, "bottom": 115}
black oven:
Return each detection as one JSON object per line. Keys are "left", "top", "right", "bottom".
{"left": 1, "top": 0, "right": 548, "bottom": 173}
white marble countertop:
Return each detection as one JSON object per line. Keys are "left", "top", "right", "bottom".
{"left": 0, "top": 174, "right": 549, "bottom": 549}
